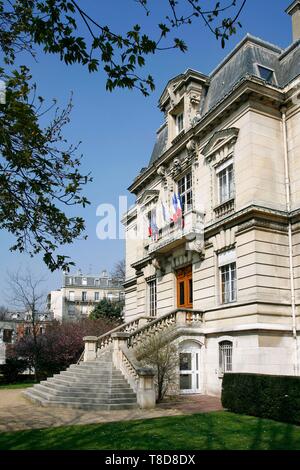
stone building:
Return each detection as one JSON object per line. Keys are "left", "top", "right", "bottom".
{"left": 0, "top": 311, "right": 52, "bottom": 364}
{"left": 24, "top": 3, "right": 300, "bottom": 408}
{"left": 48, "top": 270, "right": 125, "bottom": 322}
{"left": 122, "top": 2, "right": 300, "bottom": 396}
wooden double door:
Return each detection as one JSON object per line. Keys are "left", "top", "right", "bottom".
{"left": 176, "top": 265, "right": 193, "bottom": 309}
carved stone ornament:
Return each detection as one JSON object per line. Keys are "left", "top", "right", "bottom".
{"left": 157, "top": 165, "right": 168, "bottom": 188}
{"left": 186, "top": 138, "right": 196, "bottom": 156}
{"left": 186, "top": 235, "right": 205, "bottom": 255}
{"left": 169, "top": 158, "right": 182, "bottom": 178}
{"left": 151, "top": 256, "right": 165, "bottom": 274}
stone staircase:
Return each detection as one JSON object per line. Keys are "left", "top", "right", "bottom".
{"left": 24, "top": 309, "right": 203, "bottom": 410}
{"left": 23, "top": 350, "right": 137, "bottom": 410}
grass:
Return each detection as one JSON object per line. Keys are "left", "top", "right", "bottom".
{"left": 0, "top": 382, "right": 35, "bottom": 390}
{"left": 0, "top": 411, "right": 300, "bottom": 450}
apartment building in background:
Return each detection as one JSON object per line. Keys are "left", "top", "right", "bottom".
{"left": 48, "top": 270, "right": 125, "bottom": 322}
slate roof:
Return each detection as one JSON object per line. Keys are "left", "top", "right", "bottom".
{"left": 148, "top": 34, "right": 300, "bottom": 166}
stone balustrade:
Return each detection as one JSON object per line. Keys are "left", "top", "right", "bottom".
{"left": 82, "top": 308, "right": 203, "bottom": 408}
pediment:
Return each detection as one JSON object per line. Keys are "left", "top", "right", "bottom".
{"left": 202, "top": 127, "right": 239, "bottom": 159}
{"left": 137, "top": 189, "right": 160, "bottom": 207}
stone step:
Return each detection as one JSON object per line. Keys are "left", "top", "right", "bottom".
{"left": 23, "top": 391, "right": 137, "bottom": 410}
{"left": 46, "top": 377, "right": 132, "bottom": 390}
{"left": 55, "top": 372, "right": 125, "bottom": 381}
{"left": 47, "top": 374, "right": 128, "bottom": 384}
{"left": 27, "top": 388, "right": 136, "bottom": 404}
{"left": 58, "top": 369, "right": 123, "bottom": 378}
{"left": 35, "top": 384, "right": 136, "bottom": 399}
{"left": 69, "top": 364, "right": 113, "bottom": 371}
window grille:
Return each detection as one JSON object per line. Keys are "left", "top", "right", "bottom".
{"left": 219, "top": 340, "right": 233, "bottom": 372}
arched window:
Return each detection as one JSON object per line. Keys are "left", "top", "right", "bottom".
{"left": 219, "top": 340, "right": 233, "bottom": 373}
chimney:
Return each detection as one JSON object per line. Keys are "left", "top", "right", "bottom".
{"left": 286, "top": 0, "right": 300, "bottom": 42}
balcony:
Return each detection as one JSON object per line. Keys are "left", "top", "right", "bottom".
{"left": 147, "top": 210, "right": 204, "bottom": 255}
{"left": 214, "top": 198, "right": 235, "bottom": 219}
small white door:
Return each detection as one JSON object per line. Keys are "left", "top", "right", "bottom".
{"left": 179, "top": 350, "right": 200, "bottom": 394}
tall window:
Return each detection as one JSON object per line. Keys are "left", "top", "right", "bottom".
{"left": 220, "top": 263, "right": 237, "bottom": 304}
{"left": 69, "top": 291, "right": 75, "bottom": 301}
{"left": 94, "top": 292, "right": 99, "bottom": 301}
{"left": 219, "top": 341, "right": 233, "bottom": 372}
{"left": 217, "top": 160, "right": 234, "bottom": 204}
{"left": 176, "top": 112, "right": 184, "bottom": 134}
{"left": 178, "top": 172, "right": 193, "bottom": 214}
{"left": 81, "top": 305, "right": 88, "bottom": 316}
{"left": 218, "top": 249, "right": 237, "bottom": 304}
{"left": 82, "top": 277, "right": 87, "bottom": 286}
{"left": 82, "top": 291, "right": 87, "bottom": 301}
{"left": 148, "top": 279, "right": 157, "bottom": 317}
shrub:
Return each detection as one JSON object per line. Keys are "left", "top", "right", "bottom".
{"left": 9, "top": 318, "right": 118, "bottom": 380}
{"left": 0, "top": 357, "right": 28, "bottom": 383}
{"left": 222, "top": 373, "right": 300, "bottom": 424}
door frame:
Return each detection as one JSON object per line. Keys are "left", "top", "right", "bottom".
{"left": 179, "top": 341, "right": 201, "bottom": 394}
{"left": 176, "top": 265, "right": 193, "bottom": 309}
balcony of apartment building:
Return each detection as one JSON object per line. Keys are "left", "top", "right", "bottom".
{"left": 146, "top": 209, "right": 204, "bottom": 256}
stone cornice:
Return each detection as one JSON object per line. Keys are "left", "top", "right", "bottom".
{"left": 123, "top": 277, "right": 137, "bottom": 288}
{"left": 204, "top": 204, "right": 289, "bottom": 239}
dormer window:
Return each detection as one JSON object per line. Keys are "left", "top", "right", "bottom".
{"left": 176, "top": 112, "right": 184, "bottom": 134}
{"left": 257, "top": 65, "right": 276, "bottom": 85}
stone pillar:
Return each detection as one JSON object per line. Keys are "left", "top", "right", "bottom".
{"left": 136, "top": 368, "right": 156, "bottom": 409}
{"left": 176, "top": 310, "right": 187, "bottom": 326}
{"left": 111, "top": 332, "right": 131, "bottom": 368}
{"left": 83, "top": 336, "right": 98, "bottom": 362}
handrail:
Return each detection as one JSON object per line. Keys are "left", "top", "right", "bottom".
{"left": 118, "top": 346, "right": 155, "bottom": 392}
{"left": 127, "top": 308, "right": 204, "bottom": 348}
{"left": 97, "top": 314, "right": 152, "bottom": 350}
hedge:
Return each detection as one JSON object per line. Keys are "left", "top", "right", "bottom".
{"left": 221, "top": 373, "right": 300, "bottom": 425}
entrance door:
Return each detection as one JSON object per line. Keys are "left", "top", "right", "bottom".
{"left": 179, "top": 350, "right": 200, "bottom": 394}
{"left": 176, "top": 266, "right": 193, "bottom": 309}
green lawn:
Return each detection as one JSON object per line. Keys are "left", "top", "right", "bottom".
{"left": 0, "top": 411, "right": 300, "bottom": 450}
{"left": 0, "top": 382, "right": 35, "bottom": 390}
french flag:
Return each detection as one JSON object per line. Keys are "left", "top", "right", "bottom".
{"left": 176, "top": 193, "right": 183, "bottom": 219}
{"left": 171, "top": 193, "right": 178, "bottom": 222}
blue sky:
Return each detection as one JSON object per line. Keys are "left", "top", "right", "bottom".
{"left": 0, "top": 0, "right": 293, "bottom": 305}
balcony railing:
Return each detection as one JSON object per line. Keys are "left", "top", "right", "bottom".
{"left": 147, "top": 210, "right": 204, "bottom": 255}
{"left": 214, "top": 198, "right": 235, "bottom": 219}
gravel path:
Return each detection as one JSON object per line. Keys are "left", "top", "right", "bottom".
{"left": 0, "top": 389, "right": 222, "bottom": 432}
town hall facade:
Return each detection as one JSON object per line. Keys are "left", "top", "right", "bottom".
{"left": 123, "top": 2, "right": 300, "bottom": 396}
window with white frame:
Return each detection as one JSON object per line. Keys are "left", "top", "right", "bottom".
{"left": 178, "top": 172, "right": 193, "bottom": 214}
{"left": 219, "top": 340, "right": 233, "bottom": 373}
{"left": 176, "top": 112, "right": 184, "bottom": 134}
{"left": 148, "top": 278, "right": 157, "bottom": 317}
{"left": 82, "top": 291, "right": 87, "bottom": 301}
{"left": 218, "top": 249, "right": 237, "bottom": 304}
{"left": 216, "top": 158, "right": 234, "bottom": 204}
{"left": 82, "top": 277, "right": 87, "bottom": 286}
{"left": 81, "top": 305, "right": 88, "bottom": 316}
{"left": 94, "top": 291, "right": 100, "bottom": 301}
{"left": 69, "top": 291, "right": 75, "bottom": 301}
